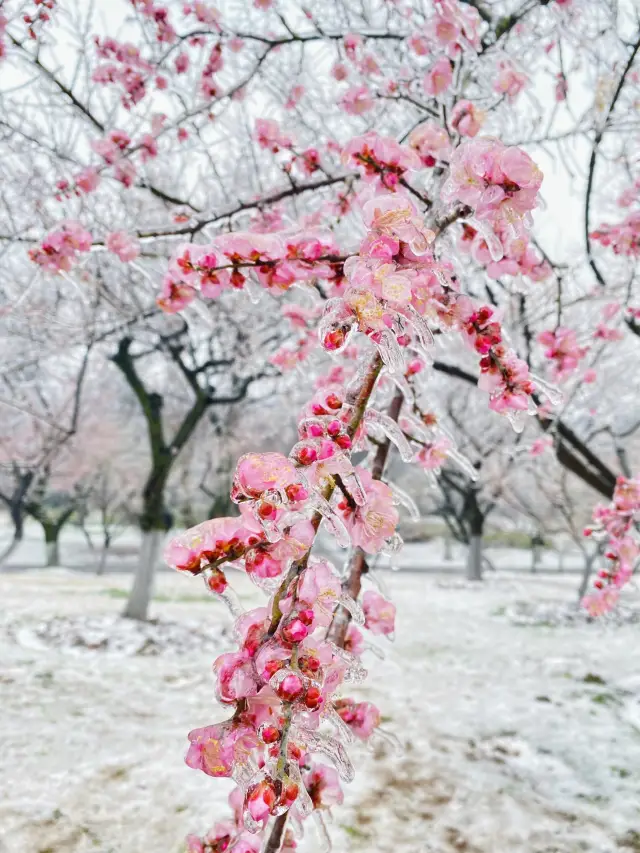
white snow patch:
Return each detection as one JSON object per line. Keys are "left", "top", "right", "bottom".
{"left": 1, "top": 567, "right": 639, "bottom": 853}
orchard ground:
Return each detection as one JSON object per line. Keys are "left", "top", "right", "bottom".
{"left": 1, "top": 530, "right": 640, "bottom": 853}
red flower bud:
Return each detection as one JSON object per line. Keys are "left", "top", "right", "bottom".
{"left": 304, "top": 685, "right": 323, "bottom": 710}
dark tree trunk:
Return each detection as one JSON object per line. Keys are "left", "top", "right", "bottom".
{"left": 464, "top": 488, "right": 484, "bottom": 582}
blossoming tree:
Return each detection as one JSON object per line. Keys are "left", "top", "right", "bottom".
{"left": 1, "top": 0, "right": 640, "bottom": 849}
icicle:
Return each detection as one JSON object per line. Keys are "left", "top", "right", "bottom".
{"left": 380, "top": 531, "right": 404, "bottom": 555}
{"left": 287, "top": 762, "right": 314, "bottom": 818}
{"left": 302, "top": 729, "right": 356, "bottom": 782}
{"left": 243, "top": 275, "right": 263, "bottom": 304}
{"left": 375, "top": 328, "right": 405, "bottom": 374}
{"left": 468, "top": 216, "right": 504, "bottom": 262}
{"left": 446, "top": 448, "right": 478, "bottom": 481}
{"left": 330, "top": 455, "right": 367, "bottom": 506}
{"left": 253, "top": 504, "right": 287, "bottom": 543}
{"left": 530, "top": 372, "right": 563, "bottom": 407}
{"left": 386, "top": 481, "right": 420, "bottom": 521}
{"left": 504, "top": 407, "right": 526, "bottom": 433}
{"left": 395, "top": 304, "right": 435, "bottom": 352}
{"left": 364, "top": 409, "right": 415, "bottom": 462}
{"left": 388, "top": 372, "right": 415, "bottom": 404}
{"left": 338, "top": 591, "right": 365, "bottom": 626}
{"left": 306, "top": 491, "right": 351, "bottom": 548}
{"left": 328, "top": 641, "right": 368, "bottom": 683}
{"left": 324, "top": 706, "right": 356, "bottom": 745}
{"left": 369, "top": 726, "right": 403, "bottom": 755}
{"left": 202, "top": 569, "right": 244, "bottom": 618}
{"left": 312, "top": 812, "right": 332, "bottom": 853}
{"left": 366, "top": 565, "right": 390, "bottom": 598}
{"left": 422, "top": 468, "right": 440, "bottom": 489}
{"left": 318, "top": 299, "right": 355, "bottom": 354}
{"left": 364, "top": 640, "right": 386, "bottom": 659}
{"left": 401, "top": 413, "right": 430, "bottom": 442}
{"left": 291, "top": 280, "right": 322, "bottom": 304}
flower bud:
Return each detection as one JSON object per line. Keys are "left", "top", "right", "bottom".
{"left": 277, "top": 673, "right": 304, "bottom": 702}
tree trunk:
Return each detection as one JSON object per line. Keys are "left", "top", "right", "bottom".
{"left": 0, "top": 506, "right": 24, "bottom": 564}
{"left": 443, "top": 534, "right": 453, "bottom": 562}
{"left": 43, "top": 523, "right": 61, "bottom": 567}
{"left": 0, "top": 516, "right": 23, "bottom": 567}
{"left": 122, "top": 529, "right": 163, "bottom": 620}
{"left": 531, "top": 545, "right": 540, "bottom": 573}
{"left": 464, "top": 487, "right": 484, "bottom": 581}
{"left": 466, "top": 534, "right": 483, "bottom": 581}
{"left": 97, "top": 531, "right": 111, "bottom": 575}
{"left": 577, "top": 549, "right": 598, "bottom": 603}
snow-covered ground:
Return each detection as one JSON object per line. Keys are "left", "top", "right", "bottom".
{"left": 1, "top": 567, "right": 639, "bottom": 853}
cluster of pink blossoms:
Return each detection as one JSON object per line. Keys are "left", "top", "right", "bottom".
{"left": 28, "top": 221, "right": 92, "bottom": 274}
{"left": 537, "top": 327, "right": 588, "bottom": 382}
{"left": 342, "top": 132, "right": 421, "bottom": 192}
{"left": 442, "top": 137, "right": 543, "bottom": 235}
{"left": 458, "top": 222, "right": 551, "bottom": 283}
{"left": 408, "top": 0, "right": 482, "bottom": 58}
{"left": 583, "top": 476, "right": 640, "bottom": 616}
{"left": 590, "top": 211, "right": 640, "bottom": 258}
{"left": 163, "top": 373, "right": 399, "bottom": 847}
{"left": 1, "top": 0, "right": 55, "bottom": 48}
{"left": 158, "top": 230, "right": 344, "bottom": 312}
{"left": 254, "top": 119, "right": 321, "bottom": 178}
{"left": 92, "top": 36, "right": 155, "bottom": 109}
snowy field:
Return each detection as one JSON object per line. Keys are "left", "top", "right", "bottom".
{"left": 1, "top": 564, "right": 640, "bottom": 853}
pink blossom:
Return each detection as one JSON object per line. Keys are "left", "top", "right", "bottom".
{"left": 362, "top": 589, "right": 396, "bottom": 635}
{"left": 537, "top": 327, "right": 587, "bottom": 381}
{"left": 529, "top": 436, "right": 553, "bottom": 457}
{"left": 344, "top": 624, "right": 365, "bottom": 656}
{"left": 75, "top": 167, "right": 101, "bottom": 194}
{"left": 362, "top": 194, "right": 435, "bottom": 254}
{"left": 214, "top": 651, "right": 260, "bottom": 703}
{"left": 304, "top": 764, "right": 344, "bottom": 809}
{"left": 341, "top": 85, "right": 374, "bottom": 115}
{"left": 106, "top": 230, "right": 140, "bottom": 262}
{"left": 555, "top": 73, "right": 568, "bottom": 101}
{"left": 157, "top": 276, "right": 196, "bottom": 312}
{"left": 331, "top": 62, "right": 348, "bottom": 81}
{"left": 342, "top": 132, "right": 420, "bottom": 191}
{"left": 408, "top": 120, "right": 452, "bottom": 166}
{"left": 416, "top": 437, "right": 451, "bottom": 470}
{"left": 29, "top": 221, "right": 92, "bottom": 275}
{"left": 185, "top": 722, "right": 258, "bottom": 777}
{"left": 442, "top": 138, "right": 543, "bottom": 227}
{"left": 337, "top": 469, "right": 399, "bottom": 553}
{"left": 175, "top": 52, "right": 189, "bottom": 73}
{"left": 164, "top": 516, "right": 256, "bottom": 574}
{"left": 407, "top": 33, "right": 429, "bottom": 55}
{"left": 285, "top": 84, "right": 305, "bottom": 110}
{"left": 423, "top": 57, "right": 452, "bottom": 97}
{"left": 593, "top": 323, "right": 623, "bottom": 342}
{"left": 590, "top": 211, "right": 640, "bottom": 257}
{"left": 343, "top": 33, "right": 362, "bottom": 61}
{"left": 450, "top": 100, "right": 483, "bottom": 137}
{"left": 493, "top": 59, "right": 528, "bottom": 100}
{"left": 254, "top": 118, "right": 292, "bottom": 152}
{"left": 114, "top": 159, "right": 137, "bottom": 187}
{"left": 335, "top": 698, "right": 381, "bottom": 739}
{"left": 296, "top": 559, "right": 342, "bottom": 625}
